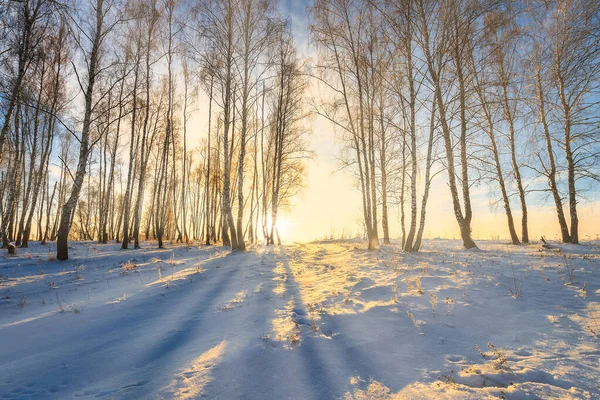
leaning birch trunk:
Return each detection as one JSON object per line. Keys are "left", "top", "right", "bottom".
{"left": 57, "top": 0, "right": 105, "bottom": 260}
{"left": 236, "top": 65, "right": 250, "bottom": 251}
{"left": 403, "top": 18, "right": 418, "bottom": 251}
{"left": 454, "top": 29, "right": 474, "bottom": 243}
{"left": 535, "top": 68, "right": 570, "bottom": 243}
{"left": 222, "top": 49, "right": 238, "bottom": 249}
{"left": 42, "top": 182, "right": 57, "bottom": 245}
{"left": 1, "top": 105, "right": 23, "bottom": 248}
{"left": 400, "top": 132, "right": 406, "bottom": 248}
{"left": 413, "top": 99, "right": 436, "bottom": 252}
{"left": 204, "top": 77, "right": 214, "bottom": 245}
{"left": 121, "top": 50, "right": 141, "bottom": 249}
{"left": 498, "top": 62, "right": 529, "bottom": 243}
{"left": 471, "top": 57, "right": 520, "bottom": 245}
{"left": 378, "top": 97, "right": 390, "bottom": 245}
{"left": 558, "top": 77, "right": 578, "bottom": 244}
{"left": 132, "top": 5, "right": 158, "bottom": 249}
{"left": 102, "top": 69, "right": 125, "bottom": 244}
{"left": 416, "top": 0, "right": 476, "bottom": 249}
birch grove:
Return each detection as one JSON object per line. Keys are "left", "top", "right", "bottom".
{"left": 0, "top": 0, "right": 599, "bottom": 258}
{"left": 309, "top": 0, "right": 600, "bottom": 250}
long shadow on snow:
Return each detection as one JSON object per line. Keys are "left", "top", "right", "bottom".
{"left": 211, "top": 244, "right": 596, "bottom": 398}
{"left": 119, "top": 263, "right": 243, "bottom": 398}
{"left": 277, "top": 246, "right": 455, "bottom": 398}
{"left": 279, "top": 247, "right": 384, "bottom": 399}
{"left": 302, "top": 246, "right": 594, "bottom": 396}
{"left": 0, "top": 252, "right": 241, "bottom": 398}
{"left": 278, "top": 248, "right": 343, "bottom": 400}
{"left": 204, "top": 246, "right": 366, "bottom": 400}
{"left": 0, "top": 251, "right": 223, "bottom": 360}
{"left": 199, "top": 247, "right": 307, "bottom": 399}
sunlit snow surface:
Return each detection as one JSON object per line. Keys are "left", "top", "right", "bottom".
{"left": 0, "top": 239, "right": 598, "bottom": 399}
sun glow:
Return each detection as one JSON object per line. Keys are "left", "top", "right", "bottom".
{"left": 275, "top": 219, "right": 293, "bottom": 241}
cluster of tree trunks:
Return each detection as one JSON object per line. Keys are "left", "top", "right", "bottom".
{"left": 0, "top": 0, "right": 312, "bottom": 259}
{"left": 309, "top": 0, "right": 600, "bottom": 250}
{"left": 1, "top": 0, "right": 599, "bottom": 258}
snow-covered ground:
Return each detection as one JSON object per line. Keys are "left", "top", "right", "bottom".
{"left": 0, "top": 239, "right": 598, "bottom": 399}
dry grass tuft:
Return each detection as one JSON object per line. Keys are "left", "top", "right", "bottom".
{"left": 120, "top": 260, "right": 137, "bottom": 275}
{"left": 430, "top": 293, "right": 438, "bottom": 315}
{"left": 122, "top": 260, "right": 137, "bottom": 271}
{"left": 474, "top": 343, "right": 511, "bottom": 371}
{"left": 19, "top": 296, "right": 27, "bottom": 309}
{"left": 166, "top": 254, "right": 182, "bottom": 265}
{"left": 392, "top": 283, "right": 399, "bottom": 303}
{"left": 404, "top": 276, "right": 423, "bottom": 295}
{"left": 289, "top": 332, "right": 300, "bottom": 344}
{"left": 445, "top": 296, "right": 455, "bottom": 315}
{"left": 407, "top": 311, "right": 422, "bottom": 334}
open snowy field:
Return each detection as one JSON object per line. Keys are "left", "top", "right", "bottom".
{"left": 0, "top": 240, "right": 598, "bottom": 399}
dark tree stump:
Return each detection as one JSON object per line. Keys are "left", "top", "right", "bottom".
{"left": 7, "top": 243, "right": 17, "bottom": 255}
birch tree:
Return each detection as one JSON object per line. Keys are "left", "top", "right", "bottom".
{"left": 56, "top": 0, "right": 123, "bottom": 260}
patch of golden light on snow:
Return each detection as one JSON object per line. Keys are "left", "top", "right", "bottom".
{"left": 145, "top": 251, "right": 228, "bottom": 287}
{"left": 272, "top": 262, "right": 287, "bottom": 295}
{"left": 106, "top": 293, "right": 129, "bottom": 304}
{"left": 284, "top": 244, "right": 376, "bottom": 308}
{"left": 355, "top": 298, "right": 398, "bottom": 312}
{"left": 146, "top": 264, "right": 205, "bottom": 287}
{"left": 522, "top": 339, "right": 600, "bottom": 394}
{"left": 557, "top": 280, "right": 600, "bottom": 337}
{"left": 344, "top": 378, "right": 492, "bottom": 400}
{"left": 345, "top": 372, "right": 591, "bottom": 400}
{"left": 273, "top": 284, "right": 286, "bottom": 295}
{"left": 281, "top": 243, "right": 433, "bottom": 316}
{"left": 229, "top": 290, "right": 248, "bottom": 305}
{"left": 273, "top": 263, "right": 286, "bottom": 275}
{"left": 445, "top": 344, "right": 595, "bottom": 399}
{"left": 0, "top": 270, "right": 71, "bottom": 289}
{"left": 578, "top": 301, "right": 600, "bottom": 337}
{"left": 163, "top": 340, "right": 227, "bottom": 399}
{"left": 271, "top": 297, "right": 300, "bottom": 346}
{"left": 0, "top": 310, "right": 59, "bottom": 329}
{"left": 344, "top": 378, "right": 402, "bottom": 400}
{"left": 216, "top": 290, "right": 248, "bottom": 311}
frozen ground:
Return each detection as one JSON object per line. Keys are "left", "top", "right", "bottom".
{"left": 0, "top": 239, "right": 598, "bottom": 399}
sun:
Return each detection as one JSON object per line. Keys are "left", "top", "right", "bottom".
{"left": 275, "top": 219, "right": 292, "bottom": 241}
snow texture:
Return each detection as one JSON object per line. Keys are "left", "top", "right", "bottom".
{"left": 0, "top": 239, "right": 599, "bottom": 399}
